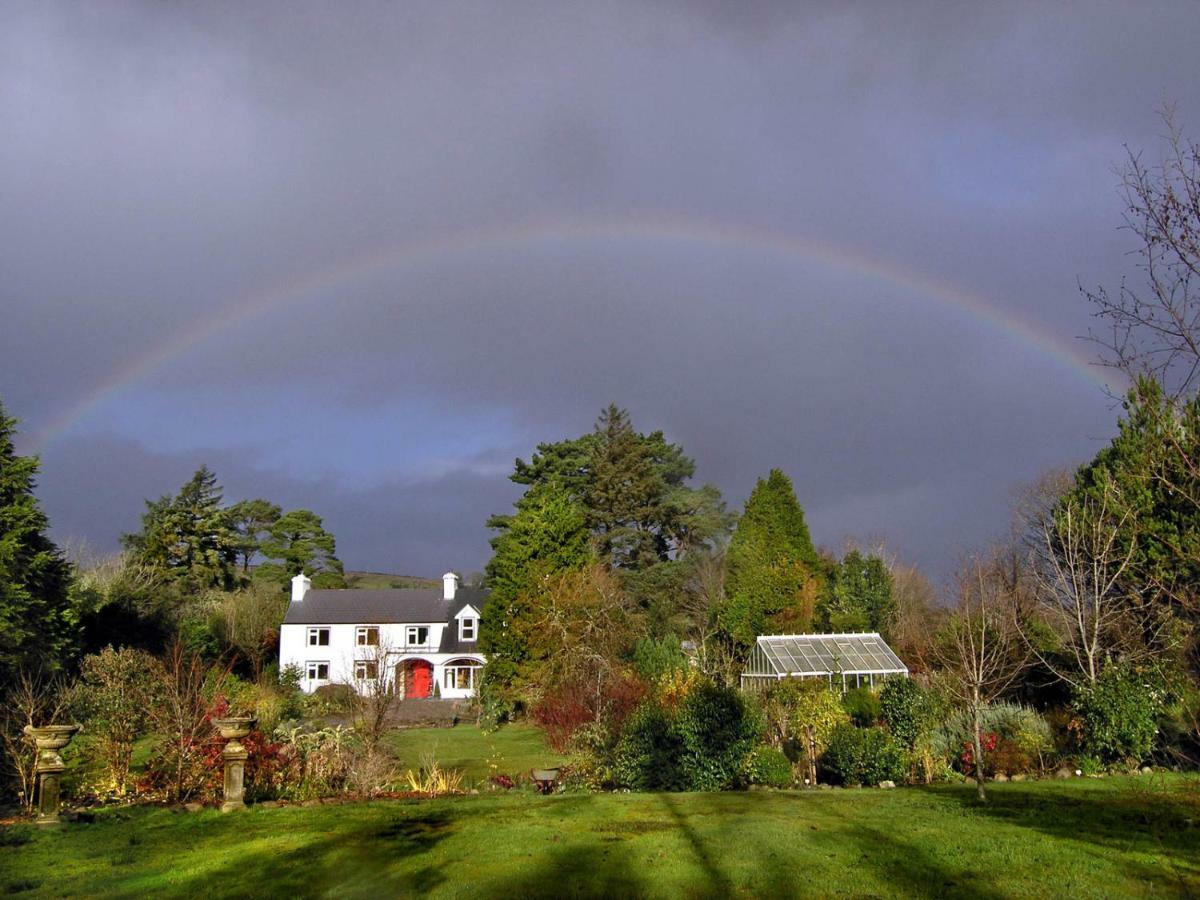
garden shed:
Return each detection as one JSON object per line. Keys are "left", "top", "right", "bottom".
{"left": 740, "top": 633, "right": 908, "bottom": 692}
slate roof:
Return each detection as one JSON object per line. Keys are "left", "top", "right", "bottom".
{"left": 283, "top": 586, "right": 488, "bottom": 626}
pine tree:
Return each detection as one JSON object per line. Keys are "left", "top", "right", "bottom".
{"left": 227, "top": 498, "right": 282, "bottom": 572}
{"left": 256, "top": 509, "right": 345, "bottom": 588}
{"left": 0, "top": 402, "right": 77, "bottom": 681}
{"left": 719, "top": 469, "right": 823, "bottom": 649}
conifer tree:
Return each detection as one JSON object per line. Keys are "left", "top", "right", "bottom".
{"left": 719, "top": 469, "right": 822, "bottom": 649}
{"left": 123, "top": 466, "right": 240, "bottom": 590}
{"left": 256, "top": 508, "right": 345, "bottom": 588}
{"left": 819, "top": 549, "right": 895, "bottom": 635}
{"left": 227, "top": 498, "right": 282, "bottom": 572}
{"left": 480, "top": 481, "right": 590, "bottom": 719}
{"left": 0, "top": 402, "right": 77, "bottom": 681}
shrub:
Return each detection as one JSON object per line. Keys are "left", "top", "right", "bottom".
{"left": 70, "top": 647, "right": 159, "bottom": 796}
{"left": 1072, "top": 664, "right": 1163, "bottom": 764}
{"left": 932, "top": 703, "right": 1054, "bottom": 774}
{"left": 612, "top": 703, "right": 686, "bottom": 792}
{"left": 841, "top": 688, "right": 881, "bottom": 727}
{"left": 760, "top": 678, "right": 849, "bottom": 764}
{"left": 879, "top": 677, "right": 927, "bottom": 748}
{"left": 612, "top": 679, "right": 761, "bottom": 792}
{"left": 745, "top": 746, "right": 793, "bottom": 788}
{"left": 820, "top": 724, "right": 906, "bottom": 786}
{"left": 304, "top": 683, "right": 357, "bottom": 718}
{"left": 674, "top": 681, "right": 762, "bottom": 791}
{"left": 987, "top": 738, "right": 1034, "bottom": 776}
{"left": 632, "top": 636, "right": 689, "bottom": 682}
{"left": 533, "top": 670, "right": 647, "bottom": 752}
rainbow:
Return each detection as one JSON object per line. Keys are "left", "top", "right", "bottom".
{"left": 31, "top": 211, "right": 1112, "bottom": 450}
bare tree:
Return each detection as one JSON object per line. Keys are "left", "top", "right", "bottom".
{"left": 887, "top": 563, "right": 944, "bottom": 672}
{"left": 932, "top": 559, "right": 1029, "bottom": 802}
{"left": 215, "top": 585, "right": 288, "bottom": 682}
{"left": 150, "top": 642, "right": 224, "bottom": 802}
{"left": 680, "top": 548, "right": 741, "bottom": 687}
{"left": 1085, "top": 108, "right": 1200, "bottom": 398}
{"left": 1, "top": 669, "right": 68, "bottom": 812}
{"left": 1024, "top": 482, "right": 1154, "bottom": 688}
{"left": 352, "top": 637, "right": 402, "bottom": 754}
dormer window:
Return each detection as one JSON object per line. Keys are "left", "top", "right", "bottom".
{"left": 460, "top": 617, "right": 477, "bottom": 641}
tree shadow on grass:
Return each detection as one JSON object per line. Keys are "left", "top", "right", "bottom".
{"left": 157, "top": 807, "right": 458, "bottom": 899}
{"left": 930, "top": 780, "right": 1200, "bottom": 894}
{"left": 472, "top": 841, "right": 643, "bottom": 899}
{"left": 756, "top": 793, "right": 1008, "bottom": 900}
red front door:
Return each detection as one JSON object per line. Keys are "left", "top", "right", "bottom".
{"left": 408, "top": 661, "right": 432, "bottom": 699}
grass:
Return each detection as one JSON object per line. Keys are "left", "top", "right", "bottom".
{"left": 344, "top": 571, "right": 438, "bottom": 590}
{"left": 3, "top": 776, "right": 1197, "bottom": 898}
{"left": 385, "top": 724, "right": 564, "bottom": 783}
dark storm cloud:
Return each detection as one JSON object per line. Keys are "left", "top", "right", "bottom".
{"left": 3, "top": 1, "right": 1198, "bottom": 585}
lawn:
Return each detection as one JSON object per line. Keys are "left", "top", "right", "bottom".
{"left": 3, "top": 776, "right": 1197, "bottom": 898}
{"left": 385, "top": 723, "right": 565, "bottom": 783}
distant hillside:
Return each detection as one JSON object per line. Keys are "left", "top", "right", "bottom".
{"left": 344, "top": 571, "right": 440, "bottom": 590}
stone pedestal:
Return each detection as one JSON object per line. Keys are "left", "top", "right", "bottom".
{"left": 23, "top": 725, "right": 81, "bottom": 826}
{"left": 211, "top": 717, "right": 256, "bottom": 813}
{"left": 220, "top": 741, "right": 249, "bottom": 812}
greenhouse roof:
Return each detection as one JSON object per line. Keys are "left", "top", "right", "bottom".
{"left": 746, "top": 633, "right": 908, "bottom": 678}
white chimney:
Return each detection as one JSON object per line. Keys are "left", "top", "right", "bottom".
{"left": 442, "top": 571, "right": 459, "bottom": 601}
{"left": 291, "top": 572, "right": 312, "bottom": 604}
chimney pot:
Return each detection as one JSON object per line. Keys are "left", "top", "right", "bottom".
{"left": 442, "top": 571, "right": 459, "bottom": 601}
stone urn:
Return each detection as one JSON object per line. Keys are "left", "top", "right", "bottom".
{"left": 211, "top": 716, "right": 257, "bottom": 812}
{"left": 23, "top": 724, "right": 82, "bottom": 825}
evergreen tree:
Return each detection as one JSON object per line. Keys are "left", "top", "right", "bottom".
{"left": 494, "top": 404, "right": 730, "bottom": 569}
{"left": 256, "top": 509, "right": 345, "bottom": 588}
{"left": 819, "top": 550, "right": 895, "bottom": 635}
{"left": 227, "top": 498, "right": 282, "bottom": 572}
{"left": 718, "top": 469, "right": 822, "bottom": 650}
{"left": 0, "top": 402, "right": 78, "bottom": 682}
{"left": 480, "top": 481, "right": 591, "bottom": 720}
{"left": 585, "top": 405, "right": 664, "bottom": 567}
{"left": 123, "top": 466, "right": 241, "bottom": 590}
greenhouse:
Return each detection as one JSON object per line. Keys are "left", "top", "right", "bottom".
{"left": 740, "top": 633, "right": 909, "bottom": 692}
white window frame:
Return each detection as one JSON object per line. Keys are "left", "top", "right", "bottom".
{"left": 406, "top": 625, "right": 430, "bottom": 647}
{"left": 354, "top": 660, "right": 378, "bottom": 681}
{"left": 306, "top": 661, "right": 330, "bottom": 682}
{"left": 459, "top": 617, "right": 477, "bottom": 641}
{"left": 356, "top": 625, "right": 379, "bottom": 647}
{"left": 442, "top": 659, "right": 482, "bottom": 691}
{"left": 308, "top": 627, "right": 330, "bottom": 647}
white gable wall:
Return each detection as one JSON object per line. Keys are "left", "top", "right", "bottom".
{"left": 279, "top": 619, "right": 484, "bottom": 699}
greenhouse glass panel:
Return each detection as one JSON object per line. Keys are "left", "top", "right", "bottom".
{"left": 738, "top": 633, "right": 909, "bottom": 691}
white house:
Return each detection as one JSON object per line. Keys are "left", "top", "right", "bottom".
{"left": 279, "top": 571, "right": 487, "bottom": 700}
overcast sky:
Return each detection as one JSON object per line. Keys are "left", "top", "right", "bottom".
{"left": 3, "top": 2, "right": 1197, "bottom": 586}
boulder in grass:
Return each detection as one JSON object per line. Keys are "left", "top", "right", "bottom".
{"left": 1055, "top": 767, "right": 1074, "bottom": 779}
{"left": 184, "top": 802, "right": 204, "bottom": 813}
{"left": 993, "top": 773, "right": 1009, "bottom": 783}
{"left": 1010, "top": 774, "right": 1027, "bottom": 782}
{"left": 1141, "top": 766, "right": 1153, "bottom": 775}
{"left": 878, "top": 781, "right": 896, "bottom": 790}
